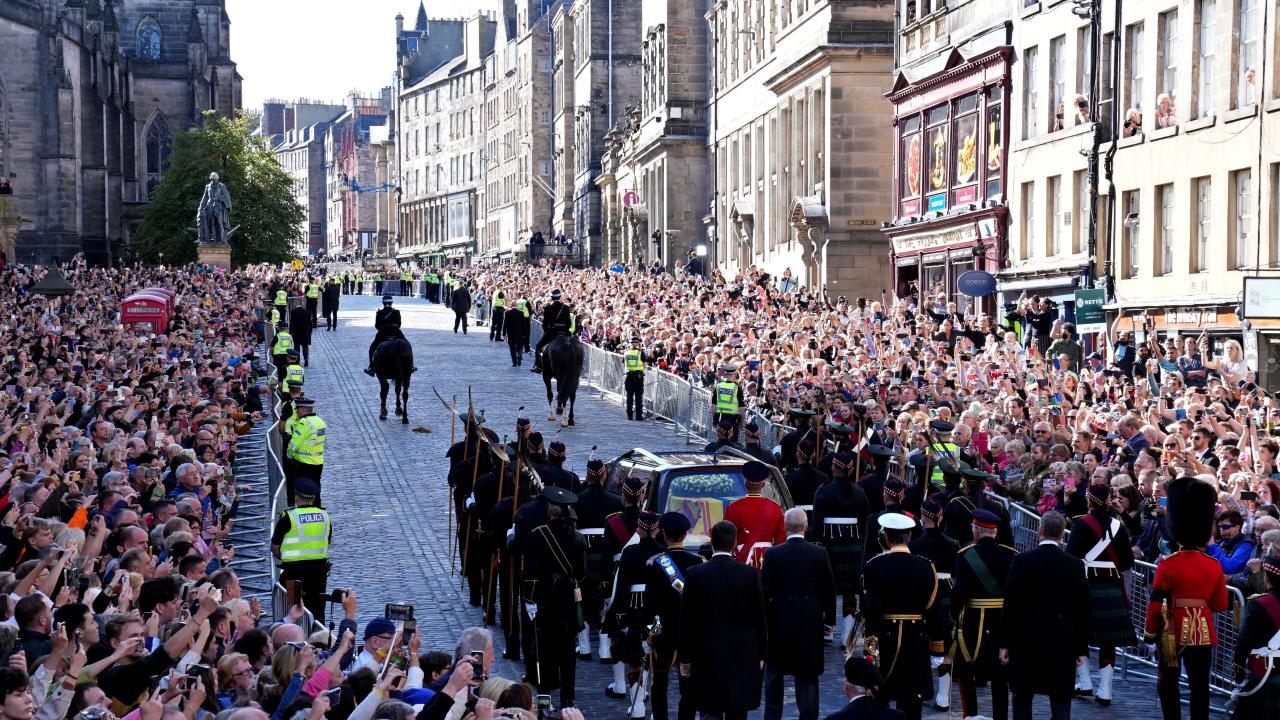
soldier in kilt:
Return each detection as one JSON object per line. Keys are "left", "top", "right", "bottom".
{"left": 813, "top": 451, "right": 871, "bottom": 649}
{"left": 1232, "top": 554, "right": 1280, "bottom": 719}
{"left": 1065, "top": 484, "right": 1135, "bottom": 705}
{"left": 910, "top": 496, "right": 959, "bottom": 712}
{"left": 572, "top": 459, "right": 622, "bottom": 659}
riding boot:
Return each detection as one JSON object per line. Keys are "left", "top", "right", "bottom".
{"left": 1075, "top": 657, "right": 1093, "bottom": 696}
{"left": 1096, "top": 664, "right": 1113, "bottom": 706}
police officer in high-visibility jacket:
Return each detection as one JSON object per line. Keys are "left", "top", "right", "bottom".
{"left": 283, "top": 349, "right": 305, "bottom": 395}
{"left": 285, "top": 397, "right": 326, "bottom": 501}
{"left": 271, "top": 321, "right": 294, "bottom": 380}
{"left": 712, "top": 364, "right": 744, "bottom": 443}
{"left": 305, "top": 280, "right": 321, "bottom": 328}
{"left": 490, "top": 290, "right": 507, "bottom": 341}
{"left": 271, "top": 476, "right": 332, "bottom": 622}
{"left": 624, "top": 336, "right": 647, "bottom": 421}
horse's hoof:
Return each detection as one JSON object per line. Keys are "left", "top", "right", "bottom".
{"left": 402, "top": 417, "right": 409, "bottom": 425}
{"left": 547, "top": 414, "right": 556, "bottom": 421}
{"left": 561, "top": 418, "right": 569, "bottom": 428}
{"left": 568, "top": 418, "right": 575, "bottom": 426}
{"left": 379, "top": 413, "right": 387, "bottom": 421}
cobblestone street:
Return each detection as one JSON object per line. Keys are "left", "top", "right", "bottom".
{"left": 303, "top": 295, "right": 1177, "bottom": 719}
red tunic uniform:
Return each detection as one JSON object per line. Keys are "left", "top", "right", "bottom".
{"left": 723, "top": 494, "right": 786, "bottom": 566}
{"left": 1143, "top": 550, "right": 1230, "bottom": 645}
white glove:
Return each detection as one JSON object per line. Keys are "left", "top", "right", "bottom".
{"left": 466, "top": 495, "right": 476, "bottom": 510}
{"left": 930, "top": 656, "right": 945, "bottom": 669}
{"left": 525, "top": 602, "right": 538, "bottom": 620}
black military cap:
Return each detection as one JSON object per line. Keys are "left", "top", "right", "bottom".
{"left": 742, "top": 461, "right": 770, "bottom": 484}
{"left": 541, "top": 485, "right": 577, "bottom": 506}
{"left": 789, "top": 407, "right": 817, "bottom": 417}
{"left": 659, "top": 512, "right": 691, "bottom": 535}
{"left": 382, "top": 294, "right": 394, "bottom": 303}
{"left": 637, "top": 511, "right": 660, "bottom": 531}
{"left": 843, "top": 656, "right": 883, "bottom": 688}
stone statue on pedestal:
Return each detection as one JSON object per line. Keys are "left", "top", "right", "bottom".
{"left": 196, "top": 172, "right": 232, "bottom": 245}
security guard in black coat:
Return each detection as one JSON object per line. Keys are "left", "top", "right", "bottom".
{"left": 521, "top": 486, "right": 587, "bottom": 708}
{"left": 942, "top": 467, "right": 1013, "bottom": 547}
{"left": 532, "top": 289, "right": 572, "bottom": 373}
{"left": 864, "top": 480, "right": 922, "bottom": 567}
{"left": 644, "top": 513, "right": 703, "bottom": 720}
{"left": 949, "top": 509, "right": 1017, "bottom": 720}
{"left": 365, "top": 295, "right": 404, "bottom": 375}
{"left": 783, "top": 440, "right": 829, "bottom": 535}
{"left": 505, "top": 303, "right": 532, "bottom": 366}
{"left": 741, "top": 422, "right": 776, "bottom": 466}
{"left": 572, "top": 459, "right": 622, "bottom": 659}
{"left": 910, "top": 497, "right": 960, "bottom": 713}
{"left": 777, "top": 407, "right": 821, "bottom": 472}
{"left": 813, "top": 451, "right": 871, "bottom": 649}
{"left": 322, "top": 277, "right": 341, "bottom": 331}
{"left": 606, "top": 512, "right": 663, "bottom": 712}
{"left": 863, "top": 513, "right": 950, "bottom": 720}
{"left": 288, "top": 304, "right": 313, "bottom": 366}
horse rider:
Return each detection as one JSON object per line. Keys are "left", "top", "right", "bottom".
{"left": 365, "top": 294, "right": 404, "bottom": 376}
{"left": 532, "top": 289, "right": 572, "bottom": 374}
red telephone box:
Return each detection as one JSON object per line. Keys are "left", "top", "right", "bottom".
{"left": 122, "top": 292, "right": 172, "bottom": 333}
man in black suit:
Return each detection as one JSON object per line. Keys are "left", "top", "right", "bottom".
{"left": 999, "top": 512, "right": 1089, "bottom": 720}
{"left": 321, "top": 277, "right": 340, "bottom": 331}
{"left": 761, "top": 508, "right": 836, "bottom": 720}
{"left": 825, "top": 657, "right": 906, "bottom": 720}
{"left": 679, "top": 520, "right": 767, "bottom": 720}
{"left": 644, "top": 512, "right": 704, "bottom": 720}
{"left": 287, "top": 303, "right": 312, "bottom": 367}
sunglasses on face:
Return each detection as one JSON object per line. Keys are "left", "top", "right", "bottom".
{"left": 1218, "top": 523, "right": 1238, "bottom": 532}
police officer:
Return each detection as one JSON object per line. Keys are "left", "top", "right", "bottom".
{"left": 924, "top": 420, "right": 960, "bottom": 494}
{"left": 279, "top": 379, "right": 305, "bottom": 426}
{"left": 624, "top": 336, "right": 646, "bottom": 421}
{"left": 283, "top": 349, "right": 305, "bottom": 395}
{"left": 644, "top": 512, "right": 703, "bottom": 720}
{"left": 305, "top": 278, "right": 321, "bottom": 328}
{"left": 607, "top": 511, "right": 662, "bottom": 718}
{"left": 322, "top": 276, "right": 341, "bottom": 331}
{"left": 490, "top": 290, "right": 507, "bottom": 341}
{"left": 712, "top": 365, "right": 744, "bottom": 443}
{"left": 365, "top": 295, "right": 403, "bottom": 376}
{"left": 948, "top": 508, "right": 1017, "bottom": 720}
{"left": 532, "top": 289, "right": 572, "bottom": 374}
{"left": 271, "top": 477, "right": 332, "bottom": 621}
{"left": 373, "top": 270, "right": 384, "bottom": 296}
{"left": 863, "top": 512, "right": 949, "bottom": 720}
{"left": 812, "top": 451, "right": 871, "bottom": 650}
{"left": 505, "top": 300, "right": 532, "bottom": 367}
{"left": 271, "top": 321, "right": 294, "bottom": 380}
{"left": 285, "top": 397, "right": 326, "bottom": 500}
{"left": 573, "top": 458, "right": 622, "bottom": 659}
{"left": 272, "top": 286, "right": 288, "bottom": 323}
{"left": 521, "top": 485, "right": 587, "bottom": 709}
{"left": 602, "top": 476, "right": 646, "bottom": 694}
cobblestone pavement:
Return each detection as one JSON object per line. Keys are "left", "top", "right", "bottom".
{"left": 302, "top": 295, "right": 1187, "bottom": 719}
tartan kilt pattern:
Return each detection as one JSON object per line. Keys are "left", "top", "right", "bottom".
{"left": 1232, "top": 674, "right": 1280, "bottom": 719}
{"left": 1087, "top": 578, "right": 1136, "bottom": 647}
{"left": 827, "top": 541, "right": 864, "bottom": 598}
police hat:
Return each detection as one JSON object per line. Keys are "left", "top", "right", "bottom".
{"left": 717, "top": 418, "right": 736, "bottom": 432}
{"left": 843, "top": 656, "right": 883, "bottom": 688}
{"left": 637, "top": 511, "right": 660, "bottom": 532}
{"left": 382, "top": 294, "right": 394, "bottom": 303}
{"left": 719, "top": 364, "right": 739, "bottom": 375}
{"left": 659, "top": 512, "right": 691, "bottom": 535}
{"left": 623, "top": 476, "right": 647, "bottom": 496}
{"left": 550, "top": 289, "right": 562, "bottom": 299}
{"left": 879, "top": 513, "right": 915, "bottom": 531}
{"left": 929, "top": 419, "right": 955, "bottom": 434}
{"left": 971, "top": 508, "right": 1001, "bottom": 529}
{"left": 296, "top": 397, "right": 316, "bottom": 408}
{"left": 294, "top": 477, "right": 322, "bottom": 497}
{"left": 286, "top": 379, "right": 304, "bottom": 389}
{"left": 541, "top": 485, "right": 577, "bottom": 506}
{"left": 742, "top": 461, "right": 770, "bottom": 484}
{"left": 630, "top": 336, "right": 641, "bottom": 344}
{"left": 286, "top": 349, "right": 300, "bottom": 358}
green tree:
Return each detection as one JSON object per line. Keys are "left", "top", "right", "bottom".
{"left": 133, "top": 111, "right": 303, "bottom": 266}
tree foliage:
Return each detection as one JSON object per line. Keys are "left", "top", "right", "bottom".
{"left": 133, "top": 112, "right": 303, "bottom": 266}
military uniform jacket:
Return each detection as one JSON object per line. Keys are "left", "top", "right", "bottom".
{"left": 783, "top": 464, "right": 830, "bottom": 515}
{"left": 446, "top": 429, "right": 499, "bottom": 468}
{"left": 812, "top": 479, "right": 870, "bottom": 595}
{"left": 542, "top": 301, "right": 571, "bottom": 332}
{"left": 608, "top": 537, "right": 664, "bottom": 654}
{"left": 942, "top": 492, "right": 1014, "bottom": 546}
{"left": 951, "top": 537, "right": 1017, "bottom": 679}
{"left": 374, "top": 306, "right": 401, "bottom": 331}
{"left": 643, "top": 547, "right": 704, "bottom": 647}
{"left": 863, "top": 547, "right": 947, "bottom": 700}
{"left": 523, "top": 522, "right": 587, "bottom": 634}
{"left": 863, "top": 504, "right": 922, "bottom": 567}
{"left": 573, "top": 485, "right": 623, "bottom": 588}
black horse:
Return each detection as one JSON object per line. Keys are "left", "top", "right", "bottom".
{"left": 373, "top": 336, "right": 415, "bottom": 423}
{"left": 542, "top": 334, "right": 583, "bottom": 426}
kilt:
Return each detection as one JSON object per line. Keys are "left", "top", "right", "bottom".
{"left": 580, "top": 528, "right": 607, "bottom": 621}
{"left": 1086, "top": 573, "right": 1135, "bottom": 647}
{"left": 1233, "top": 672, "right": 1280, "bottom": 719}
{"left": 822, "top": 521, "right": 864, "bottom": 599}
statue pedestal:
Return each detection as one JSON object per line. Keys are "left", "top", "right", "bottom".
{"left": 197, "top": 244, "right": 231, "bottom": 270}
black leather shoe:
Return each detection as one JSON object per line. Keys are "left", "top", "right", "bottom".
{"left": 604, "top": 686, "right": 626, "bottom": 699}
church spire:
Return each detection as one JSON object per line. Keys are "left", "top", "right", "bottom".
{"left": 415, "top": 1, "right": 428, "bottom": 32}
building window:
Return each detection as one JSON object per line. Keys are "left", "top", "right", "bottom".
{"left": 144, "top": 116, "right": 172, "bottom": 196}
{"left": 1235, "top": 169, "right": 1254, "bottom": 268}
{"left": 1158, "top": 10, "right": 1179, "bottom": 127}
{"left": 1050, "top": 36, "right": 1066, "bottom": 131}
{"left": 1023, "top": 46, "right": 1039, "bottom": 139}
{"left": 1124, "top": 189, "right": 1140, "bottom": 278}
{"left": 1195, "top": 176, "right": 1212, "bottom": 272}
{"left": 924, "top": 104, "right": 949, "bottom": 210}
{"left": 1236, "top": 0, "right": 1260, "bottom": 107}
{"left": 896, "top": 85, "right": 1006, "bottom": 219}
{"left": 953, "top": 93, "right": 979, "bottom": 201}
{"left": 136, "top": 17, "right": 161, "bottom": 60}
{"left": 1099, "top": 32, "right": 1115, "bottom": 132}
{"left": 1076, "top": 170, "right": 1090, "bottom": 253}
{"left": 1023, "top": 181, "right": 1037, "bottom": 259}
{"left": 1049, "top": 175, "right": 1062, "bottom": 256}
{"left": 1077, "top": 24, "right": 1093, "bottom": 122}
{"left": 1126, "top": 22, "right": 1145, "bottom": 122}
{"left": 985, "top": 85, "right": 1004, "bottom": 201}
{"left": 1196, "top": 0, "right": 1217, "bottom": 118}
{"left": 1158, "top": 183, "right": 1174, "bottom": 275}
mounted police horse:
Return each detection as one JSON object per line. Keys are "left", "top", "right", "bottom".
{"left": 373, "top": 333, "right": 415, "bottom": 424}
{"left": 543, "top": 334, "right": 583, "bottom": 426}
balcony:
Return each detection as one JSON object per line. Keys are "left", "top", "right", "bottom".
{"left": 526, "top": 240, "right": 586, "bottom": 266}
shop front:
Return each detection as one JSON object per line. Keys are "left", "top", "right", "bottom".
{"left": 884, "top": 45, "right": 1011, "bottom": 315}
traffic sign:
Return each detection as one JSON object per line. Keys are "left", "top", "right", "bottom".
{"left": 623, "top": 191, "right": 639, "bottom": 208}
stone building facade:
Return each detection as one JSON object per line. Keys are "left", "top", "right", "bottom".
{"left": 477, "top": 0, "right": 555, "bottom": 260}
{"left": 395, "top": 6, "right": 494, "bottom": 265}
{"left": 0, "top": 0, "right": 240, "bottom": 265}
{"left": 323, "top": 92, "right": 389, "bottom": 255}
{"left": 274, "top": 122, "right": 333, "bottom": 257}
